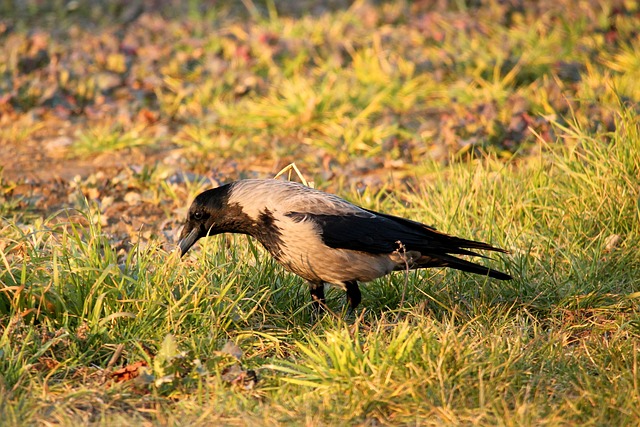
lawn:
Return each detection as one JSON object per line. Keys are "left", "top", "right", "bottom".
{"left": 1, "top": 0, "right": 640, "bottom": 425}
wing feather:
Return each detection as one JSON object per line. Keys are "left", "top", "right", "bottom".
{"left": 285, "top": 211, "right": 506, "bottom": 257}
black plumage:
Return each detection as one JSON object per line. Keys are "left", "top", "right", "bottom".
{"left": 178, "top": 179, "right": 512, "bottom": 311}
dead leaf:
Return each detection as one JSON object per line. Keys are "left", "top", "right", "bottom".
{"left": 124, "top": 191, "right": 141, "bottom": 205}
{"left": 221, "top": 364, "right": 258, "bottom": 390}
{"left": 137, "top": 108, "right": 159, "bottom": 125}
{"left": 221, "top": 340, "right": 243, "bottom": 360}
{"left": 604, "top": 234, "right": 622, "bottom": 252}
{"left": 34, "top": 357, "right": 59, "bottom": 371}
{"left": 111, "top": 360, "right": 148, "bottom": 382}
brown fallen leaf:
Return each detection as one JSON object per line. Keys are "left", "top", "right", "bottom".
{"left": 110, "top": 360, "right": 149, "bottom": 382}
{"left": 34, "top": 356, "right": 59, "bottom": 372}
{"left": 137, "top": 108, "right": 159, "bottom": 125}
{"left": 220, "top": 340, "right": 243, "bottom": 360}
{"left": 221, "top": 364, "right": 258, "bottom": 390}
{"left": 604, "top": 234, "right": 622, "bottom": 252}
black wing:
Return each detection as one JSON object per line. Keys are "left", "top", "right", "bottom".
{"left": 285, "top": 210, "right": 505, "bottom": 257}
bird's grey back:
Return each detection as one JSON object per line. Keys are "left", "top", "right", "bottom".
{"left": 227, "top": 179, "right": 371, "bottom": 220}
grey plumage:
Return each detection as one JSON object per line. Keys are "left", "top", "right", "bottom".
{"left": 178, "top": 179, "right": 512, "bottom": 312}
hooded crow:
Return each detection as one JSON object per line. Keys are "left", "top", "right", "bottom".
{"left": 178, "top": 179, "right": 512, "bottom": 312}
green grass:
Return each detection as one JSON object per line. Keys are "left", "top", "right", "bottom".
{"left": 2, "top": 110, "right": 640, "bottom": 424}
{"left": 2, "top": 0, "right": 640, "bottom": 425}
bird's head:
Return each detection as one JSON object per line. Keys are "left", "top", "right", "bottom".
{"left": 178, "top": 185, "right": 232, "bottom": 256}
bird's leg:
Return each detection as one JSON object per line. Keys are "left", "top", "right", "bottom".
{"left": 345, "top": 281, "right": 361, "bottom": 313}
{"left": 309, "top": 281, "right": 326, "bottom": 312}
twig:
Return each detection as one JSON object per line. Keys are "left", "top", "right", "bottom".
{"left": 107, "top": 343, "right": 125, "bottom": 370}
{"left": 274, "top": 163, "right": 314, "bottom": 188}
{"left": 102, "top": 343, "right": 125, "bottom": 384}
{"left": 394, "top": 240, "right": 410, "bottom": 322}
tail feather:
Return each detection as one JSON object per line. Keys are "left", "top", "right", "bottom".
{"left": 414, "top": 234, "right": 512, "bottom": 280}
{"left": 439, "top": 235, "right": 509, "bottom": 254}
{"left": 424, "top": 253, "right": 513, "bottom": 280}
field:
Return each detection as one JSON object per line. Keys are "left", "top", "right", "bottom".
{"left": 1, "top": 0, "right": 640, "bottom": 425}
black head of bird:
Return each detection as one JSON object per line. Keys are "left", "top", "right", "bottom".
{"left": 178, "top": 183, "right": 237, "bottom": 256}
{"left": 178, "top": 179, "right": 512, "bottom": 312}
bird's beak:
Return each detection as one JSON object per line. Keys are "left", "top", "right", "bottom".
{"left": 178, "top": 226, "right": 200, "bottom": 256}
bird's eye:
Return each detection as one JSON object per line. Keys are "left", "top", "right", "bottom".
{"left": 193, "top": 211, "right": 204, "bottom": 220}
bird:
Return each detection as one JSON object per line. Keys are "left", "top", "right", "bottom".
{"left": 178, "top": 179, "right": 512, "bottom": 312}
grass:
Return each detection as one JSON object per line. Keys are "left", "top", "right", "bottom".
{"left": 1, "top": 0, "right": 640, "bottom": 425}
{"left": 2, "top": 113, "right": 640, "bottom": 424}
